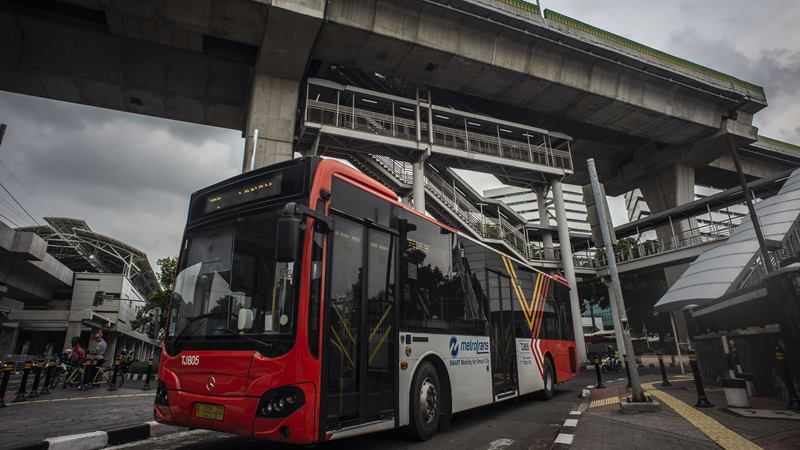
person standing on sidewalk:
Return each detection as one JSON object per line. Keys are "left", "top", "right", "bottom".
{"left": 89, "top": 332, "right": 107, "bottom": 386}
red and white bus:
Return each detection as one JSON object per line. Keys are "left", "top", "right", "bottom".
{"left": 155, "top": 157, "right": 579, "bottom": 443}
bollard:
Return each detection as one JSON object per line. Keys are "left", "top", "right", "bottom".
{"left": 142, "top": 359, "right": 153, "bottom": 391}
{"left": 108, "top": 359, "right": 120, "bottom": 392}
{"left": 0, "top": 361, "right": 12, "bottom": 407}
{"left": 689, "top": 351, "right": 713, "bottom": 407}
{"left": 623, "top": 354, "right": 632, "bottom": 388}
{"left": 658, "top": 352, "right": 672, "bottom": 387}
{"left": 775, "top": 345, "right": 800, "bottom": 411}
{"left": 28, "top": 360, "right": 43, "bottom": 399}
{"left": 592, "top": 356, "right": 605, "bottom": 388}
{"left": 13, "top": 361, "right": 32, "bottom": 402}
{"left": 40, "top": 359, "right": 53, "bottom": 395}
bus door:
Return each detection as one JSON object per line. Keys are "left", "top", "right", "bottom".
{"left": 324, "top": 215, "right": 397, "bottom": 429}
{"left": 488, "top": 270, "right": 518, "bottom": 398}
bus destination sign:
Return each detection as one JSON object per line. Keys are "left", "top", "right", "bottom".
{"left": 203, "top": 172, "right": 284, "bottom": 214}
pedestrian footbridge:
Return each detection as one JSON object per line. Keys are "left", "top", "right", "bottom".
{"left": 299, "top": 79, "right": 573, "bottom": 187}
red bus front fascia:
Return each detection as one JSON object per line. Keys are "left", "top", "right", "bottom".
{"left": 155, "top": 159, "right": 397, "bottom": 444}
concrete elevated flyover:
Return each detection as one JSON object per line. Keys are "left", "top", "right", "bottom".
{"left": 0, "top": 0, "right": 770, "bottom": 183}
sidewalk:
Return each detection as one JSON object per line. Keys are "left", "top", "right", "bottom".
{"left": 567, "top": 373, "right": 800, "bottom": 450}
{"left": 0, "top": 379, "right": 157, "bottom": 450}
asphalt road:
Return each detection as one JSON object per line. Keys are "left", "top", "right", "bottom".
{"left": 111, "top": 370, "right": 597, "bottom": 450}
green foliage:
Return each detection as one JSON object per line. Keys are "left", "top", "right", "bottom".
{"left": 129, "top": 360, "right": 159, "bottom": 374}
{"left": 484, "top": 224, "right": 501, "bottom": 239}
{"left": 132, "top": 257, "right": 177, "bottom": 339}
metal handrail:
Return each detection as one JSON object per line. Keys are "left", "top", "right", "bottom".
{"left": 305, "top": 99, "right": 573, "bottom": 171}
{"left": 592, "top": 217, "right": 745, "bottom": 268}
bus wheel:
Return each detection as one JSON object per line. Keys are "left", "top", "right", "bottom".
{"left": 409, "top": 361, "right": 440, "bottom": 441}
{"left": 536, "top": 358, "right": 555, "bottom": 400}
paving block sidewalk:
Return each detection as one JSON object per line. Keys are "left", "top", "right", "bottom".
{"left": 567, "top": 374, "right": 800, "bottom": 450}
{"left": 0, "top": 380, "right": 156, "bottom": 450}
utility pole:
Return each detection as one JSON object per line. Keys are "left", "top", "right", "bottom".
{"left": 728, "top": 136, "right": 773, "bottom": 272}
{"left": 587, "top": 158, "right": 646, "bottom": 402}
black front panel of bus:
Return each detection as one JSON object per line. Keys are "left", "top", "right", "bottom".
{"left": 187, "top": 158, "right": 314, "bottom": 224}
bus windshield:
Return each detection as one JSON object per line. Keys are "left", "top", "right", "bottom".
{"left": 165, "top": 208, "right": 300, "bottom": 356}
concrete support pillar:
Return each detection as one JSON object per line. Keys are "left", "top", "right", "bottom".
{"left": 412, "top": 160, "right": 425, "bottom": 213}
{"left": 638, "top": 164, "right": 697, "bottom": 241}
{"left": 65, "top": 321, "right": 82, "bottom": 346}
{"left": 552, "top": 179, "right": 587, "bottom": 363}
{"left": 0, "top": 324, "right": 20, "bottom": 356}
{"left": 242, "top": 74, "right": 300, "bottom": 171}
{"left": 107, "top": 333, "right": 118, "bottom": 360}
{"left": 240, "top": 0, "right": 324, "bottom": 172}
{"left": 535, "top": 185, "right": 554, "bottom": 259}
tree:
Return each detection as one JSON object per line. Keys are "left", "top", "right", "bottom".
{"left": 132, "top": 256, "right": 177, "bottom": 339}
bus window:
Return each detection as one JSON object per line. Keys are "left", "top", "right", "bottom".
{"left": 448, "top": 237, "right": 486, "bottom": 335}
{"left": 327, "top": 217, "right": 364, "bottom": 424}
{"left": 557, "top": 284, "right": 575, "bottom": 341}
{"left": 399, "top": 212, "right": 452, "bottom": 333}
{"left": 511, "top": 264, "right": 536, "bottom": 338}
{"left": 331, "top": 178, "right": 392, "bottom": 227}
{"left": 542, "top": 294, "right": 559, "bottom": 340}
{"left": 307, "top": 223, "right": 324, "bottom": 359}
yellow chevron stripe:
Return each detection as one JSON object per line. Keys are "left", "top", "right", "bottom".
{"left": 502, "top": 255, "right": 535, "bottom": 331}
{"left": 531, "top": 273, "right": 544, "bottom": 336}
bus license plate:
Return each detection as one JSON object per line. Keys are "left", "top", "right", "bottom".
{"left": 195, "top": 403, "right": 224, "bottom": 421}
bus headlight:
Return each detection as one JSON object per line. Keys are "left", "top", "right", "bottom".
{"left": 257, "top": 386, "right": 305, "bottom": 418}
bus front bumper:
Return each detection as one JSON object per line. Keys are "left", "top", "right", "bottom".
{"left": 154, "top": 384, "right": 317, "bottom": 444}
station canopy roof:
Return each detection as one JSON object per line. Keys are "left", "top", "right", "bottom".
{"left": 654, "top": 168, "right": 800, "bottom": 312}
{"left": 18, "top": 217, "right": 159, "bottom": 296}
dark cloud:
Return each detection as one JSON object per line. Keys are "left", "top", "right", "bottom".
{"left": 0, "top": 91, "right": 242, "bottom": 265}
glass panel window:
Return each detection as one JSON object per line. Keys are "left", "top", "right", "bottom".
{"left": 166, "top": 209, "right": 299, "bottom": 356}
{"left": 327, "top": 218, "right": 364, "bottom": 425}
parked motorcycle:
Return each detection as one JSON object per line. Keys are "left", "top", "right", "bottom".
{"left": 601, "top": 354, "right": 622, "bottom": 373}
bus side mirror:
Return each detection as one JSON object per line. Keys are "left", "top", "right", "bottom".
{"left": 276, "top": 204, "right": 302, "bottom": 262}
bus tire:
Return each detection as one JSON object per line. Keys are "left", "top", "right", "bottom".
{"left": 408, "top": 361, "right": 440, "bottom": 441}
{"left": 536, "top": 358, "right": 555, "bottom": 400}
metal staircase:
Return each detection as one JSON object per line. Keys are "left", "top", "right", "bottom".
{"left": 351, "top": 153, "right": 560, "bottom": 265}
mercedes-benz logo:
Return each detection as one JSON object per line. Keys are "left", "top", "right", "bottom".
{"left": 206, "top": 375, "right": 216, "bottom": 392}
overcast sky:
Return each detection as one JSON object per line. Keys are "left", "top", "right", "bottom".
{"left": 1, "top": 0, "right": 798, "bottom": 273}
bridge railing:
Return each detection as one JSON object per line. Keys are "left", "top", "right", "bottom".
{"left": 591, "top": 217, "right": 745, "bottom": 268}
{"left": 737, "top": 220, "right": 800, "bottom": 290}
{"left": 304, "top": 81, "right": 573, "bottom": 173}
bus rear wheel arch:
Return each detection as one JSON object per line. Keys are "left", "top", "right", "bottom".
{"left": 536, "top": 354, "right": 556, "bottom": 400}
{"left": 407, "top": 356, "right": 452, "bottom": 440}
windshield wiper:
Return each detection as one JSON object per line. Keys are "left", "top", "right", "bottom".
{"left": 219, "top": 328, "right": 274, "bottom": 349}
{"left": 171, "top": 312, "right": 222, "bottom": 346}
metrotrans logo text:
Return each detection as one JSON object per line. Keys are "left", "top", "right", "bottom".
{"left": 449, "top": 336, "right": 489, "bottom": 357}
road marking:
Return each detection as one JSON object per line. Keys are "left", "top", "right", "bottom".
{"left": 554, "top": 433, "right": 574, "bottom": 445}
{"left": 487, "top": 438, "right": 514, "bottom": 450}
{"left": 569, "top": 410, "right": 582, "bottom": 415}
{"left": 643, "top": 382, "right": 762, "bottom": 450}
{"left": 7, "top": 393, "right": 153, "bottom": 406}
{"left": 563, "top": 418, "right": 578, "bottom": 427}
